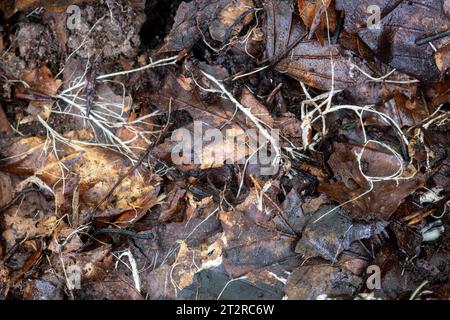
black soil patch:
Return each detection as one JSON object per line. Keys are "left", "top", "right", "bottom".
{"left": 140, "top": 0, "right": 187, "bottom": 48}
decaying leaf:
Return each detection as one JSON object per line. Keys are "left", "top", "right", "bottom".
{"left": 0, "top": 0, "right": 96, "bottom": 17}
{"left": 265, "top": 0, "right": 369, "bottom": 90}
{"left": 295, "top": 205, "right": 388, "bottom": 262}
{"left": 336, "top": 0, "right": 450, "bottom": 81}
{"left": 435, "top": 43, "right": 450, "bottom": 73}
{"left": 319, "top": 142, "right": 425, "bottom": 220}
{"left": 219, "top": 183, "right": 298, "bottom": 278}
{"left": 159, "top": 0, "right": 255, "bottom": 53}
{"left": 0, "top": 137, "right": 161, "bottom": 221}
{"left": 297, "top": 0, "right": 336, "bottom": 42}
{"left": 151, "top": 72, "right": 274, "bottom": 170}
{"left": 285, "top": 264, "right": 363, "bottom": 299}
{"left": 17, "top": 65, "right": 62, "bottom": 122}
{"left": 23, "top": 279, "right": 64, "bottom": 300}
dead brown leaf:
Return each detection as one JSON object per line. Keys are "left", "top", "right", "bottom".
{"left": 0, "top": 137, "right": 161, "bottom": 221}
{"left": 18, "top": 65, "right": 61, "bottom": 121}
{"left": 298, "top": 0, "right": 336, "bottom": 42}
{"left": 285, "top": 264, "right": 362, "bottom": 299}
{"left": 151, "top": 72, "right": 261, "bottom": 170}
{"left": 319, "top": 141, "right": 425, "bottom": 220}
{"left": 160, "top": 0, "right": 255, "bottom": 53}
{"left": 219, "top": 183, "right": 297, "bottom": 278}
{"left": 265, "top": 0, "right": 369, "bottom": 90}
{"left": 435, "top": 43, "right": 450, "bottom": 73}
{"left": 336, "top": 0, "right": 450, "bottom": 81}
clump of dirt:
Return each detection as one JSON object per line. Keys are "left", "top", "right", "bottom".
{"left": 67, "top": 0, "right": 146, "bottom": 60}
{"left": 16, "top": 22, "right": 63, "bottom": 70}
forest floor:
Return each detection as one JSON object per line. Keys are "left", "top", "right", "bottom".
{"left": 0, "top": 0, "right": 449, "bottom": 300}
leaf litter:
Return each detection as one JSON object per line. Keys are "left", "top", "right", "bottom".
{"left": 0, "top": 0, "right": 449, "bottom": 300}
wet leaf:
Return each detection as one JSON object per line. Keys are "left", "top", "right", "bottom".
{"left": 151, "top": 72, "right": 270, "bottom": 170}
{"left": 158, "top": 185, "right": 187, "bottom": 223}
{"left": 209, "top": 0, "right": 254, "bottom": 43}
{"left": 319, "top": 142, "right": 425, "bottom": 220}
{"left": 1, "top": 0, "right": 449, "bottom": 300}
{"left": 219, "top": 184, "right": 298, "bottom": 278}
{"left": 0, "top": 0, "right": 96, "bottom": 17}
{"left": 435, "top": 43, "right": 450, "bottom": 73}
{"left": 297, "top": 0, "right": 336, "bottom": 42}
{"left": 1, "top": 191, "right": 55, "bottom": 248}
{"left": 336, "top": 0, "right": 450, "bottom": 81}
{"left": 18, "top": 65, "right": 62, "bottom": 121}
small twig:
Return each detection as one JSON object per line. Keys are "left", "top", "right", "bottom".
{"left": 415, "top": 28, "right": 450, "bottom": 45}
{"left": 94, "top": 228, "right": 155, "bottom": 239}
